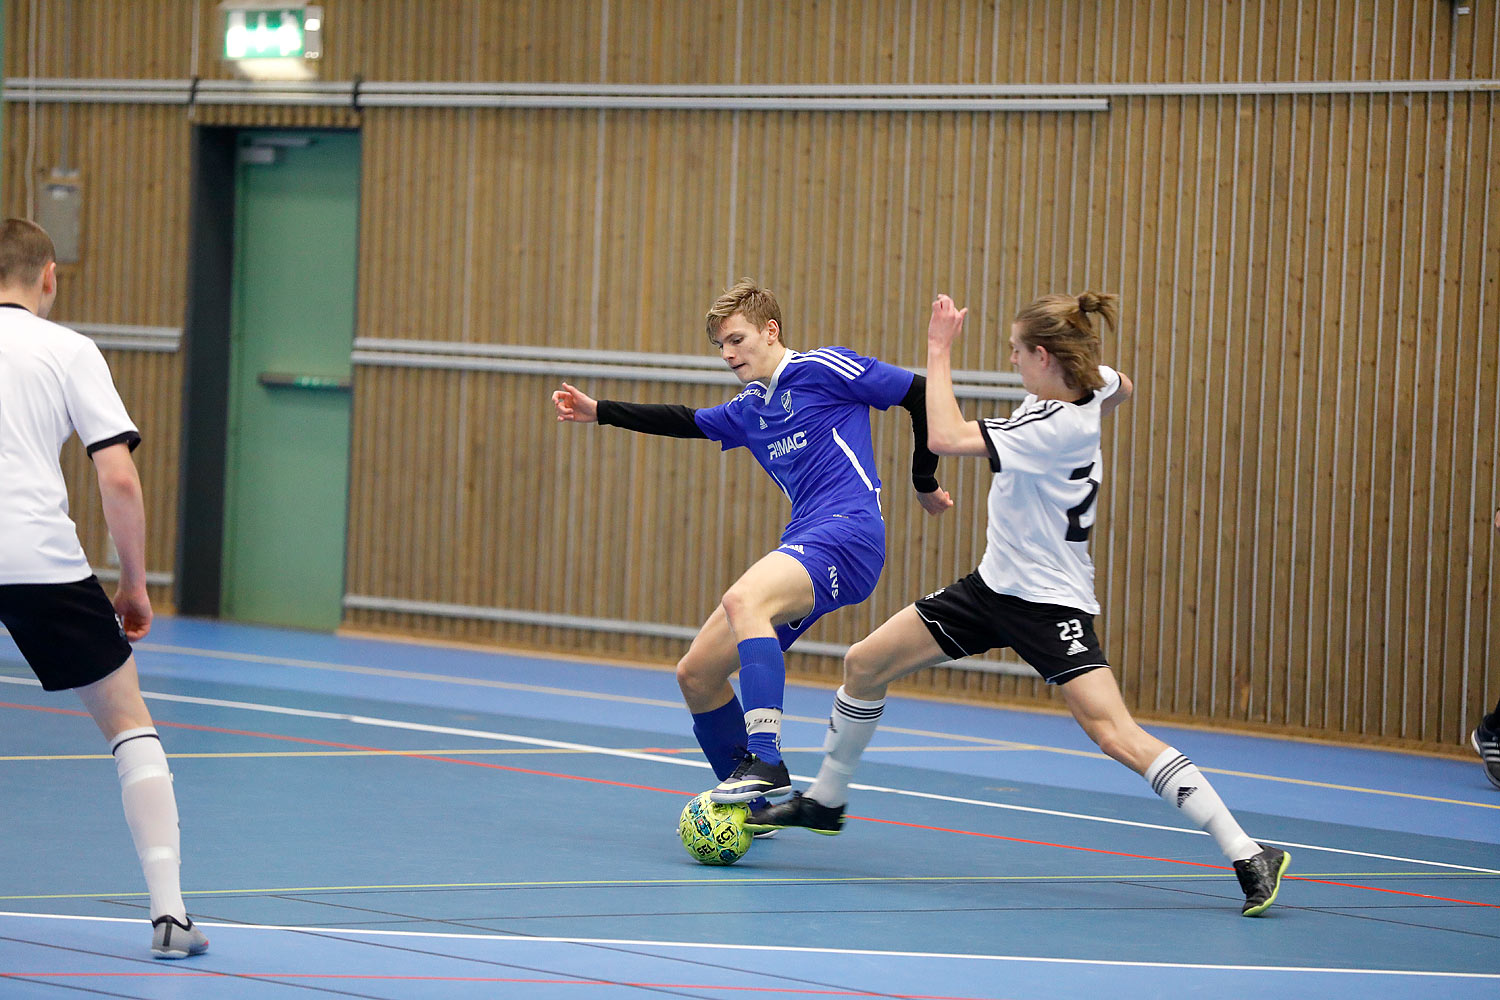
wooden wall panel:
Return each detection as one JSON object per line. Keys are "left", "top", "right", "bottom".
{"left": 5, "top": 1, "right": 1498, "bottom": 753}
{"left": 6, "top": 1, "right": 1493, "bottom": 87}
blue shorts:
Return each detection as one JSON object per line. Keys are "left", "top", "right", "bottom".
{"left": 771, "top": 513, "right": 886, "bottom": 651}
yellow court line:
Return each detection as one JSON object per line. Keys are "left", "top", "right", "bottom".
{"left": 0, "top": 871, "right": 1477, "bottom": 902}
{"left": 1187, "top": 768, "right": 1500, "bottom": 811}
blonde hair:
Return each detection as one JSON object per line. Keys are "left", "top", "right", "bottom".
{"left": 706, "top": 278, "right": 785, "bottom": 346}
{"left": 1013, "top": 291, "right": 1118, "bottom": 391}
{"left": 0, "top": 219, "right": 54, "bottom": 288}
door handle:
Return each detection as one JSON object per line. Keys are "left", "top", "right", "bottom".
{"left": 257, "top": 372, "right": 352, "bottom": 391}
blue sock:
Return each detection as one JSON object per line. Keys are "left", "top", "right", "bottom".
{"left": 737, "top": 636, "right": 785, "bottom": 765}
{"left": 691, "top": 695, "right": 748, "bottom": 781}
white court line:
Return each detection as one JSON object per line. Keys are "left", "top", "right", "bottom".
{"left": 1, "top": 911, "right": 1497, "bottom": 979}
{"left": 2, "top": 675, "right": 1494, "bottom": 875}
{"left": 27, "top": 637, "right": 1499, "bottom": 798}
{"left": 127, "top": 641, "right": 1051, "bottom": 751}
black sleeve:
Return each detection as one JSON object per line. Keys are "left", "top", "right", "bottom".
{"left": 898, "top": 375, "right": 941, "bottom": 493}
{"left": 596, "top": 400, "right": 708, "bottom": 439}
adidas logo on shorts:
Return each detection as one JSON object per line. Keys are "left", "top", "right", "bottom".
{"left": 1065, "top": 639, "right": 1087, "bottom": 656}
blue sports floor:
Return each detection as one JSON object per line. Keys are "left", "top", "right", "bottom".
{"left": 2, "top": 617, "right": 1497, "bottom": 998}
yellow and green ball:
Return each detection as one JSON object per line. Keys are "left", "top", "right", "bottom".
{"left": 678, "top": 791, "right": 752, "bottom": 865}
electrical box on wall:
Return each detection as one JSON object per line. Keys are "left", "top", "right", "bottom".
{"left": 37, "top": 170, "right": 82, "bottom": 264}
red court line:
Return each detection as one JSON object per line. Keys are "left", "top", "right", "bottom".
{"left": 855, "top": 817, "right": 1500, "bottom": 909}
{"left": 1285, "top": 877, "right": 1500, "bottom": 908}
{"left": 0, "top": 973, "right": 1002, "bottom": 998}
{"left": 4, "top": 698, "right": 1495, "bottom": 910}
{"left": 0, "top": 700, "right": 689, "bottom": 797}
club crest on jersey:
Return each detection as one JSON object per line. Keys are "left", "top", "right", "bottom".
{"left": 781, "top": 390, "right": 793, "bottom": 415}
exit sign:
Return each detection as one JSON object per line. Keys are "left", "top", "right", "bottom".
{"left": 223, "top": 6, "right": 322, "bottom": 61}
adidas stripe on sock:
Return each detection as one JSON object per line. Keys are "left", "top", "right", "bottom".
{"left": 1145, "top": 747, "right": 1258, "bottom": 863}
{"left": 805, "top": 687, "right": 885, "bottom": 808}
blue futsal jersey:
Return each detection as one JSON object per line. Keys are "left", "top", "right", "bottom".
{"left": 691, "top": 347, "right": 916, "bottom": 530}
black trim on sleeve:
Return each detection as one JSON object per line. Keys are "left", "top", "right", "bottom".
{"left": 596, "top": 400, "right": 707, "bottom": 439}
{"left": 978, "top": 421, "right": 1004, "bottom": 473}
{"left": 899, "top": 374, "right": 942, "bottom": 494}
{"left": 86, "top": 430, "right": 142, "bottom": 456}
{"left": 1069, "top": 463, "right": 1095, "bottom": 481}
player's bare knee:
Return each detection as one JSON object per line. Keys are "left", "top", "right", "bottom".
{"left": 675, "top": 655, "right": 708, "bottom": 700}
{"left": 718, "top": 588, "right": 755, "bottom": 631}
{"left": 1083, "top": 720, "right": 1127, "bottom": 762}
{"left": 842, "top": 640, "right": 885, "bottom": 696}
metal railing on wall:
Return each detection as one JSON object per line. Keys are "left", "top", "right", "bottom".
{"left": 3, "top": 78, "right": 1109, "bottom": 111}
{"left": 4, "top": 77, "right": 1497, "bottom": 111}
{"left": 350, "top": 338, "right": 1030, "bottom": 400}
{"left": 71, "top": 323, "right": 181, "bottom": 352}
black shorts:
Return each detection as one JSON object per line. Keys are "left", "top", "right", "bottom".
{"left": 0, "top": 576, "right": 134, "bottom": 691}
{"left": 914, "top": 571, "right": 1110, "bottom": 685}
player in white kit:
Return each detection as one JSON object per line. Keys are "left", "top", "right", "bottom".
{"left": 753, "top": 292, "right": 1290, "bottom": 917}
{"left": 0, "top": 219, "right": 208, "bottom": 956}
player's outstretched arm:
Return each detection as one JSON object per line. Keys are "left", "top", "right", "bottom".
{"left": 555, "top": 381, "right": 710, "bottom": 440}
{"left": 552, "top": 382, "right": 599, "bottom": 424}
{"left": 924, "top": 295, "right": 988, "bottom": 458}
{"left": 93, "top": 443, "right": 152, "bottom": 641}
{"left": 1100, "top": 371, "right": 1134, "bottom": 418}
{"left": 895, "top": 375, "right": 953, "bottom": 517}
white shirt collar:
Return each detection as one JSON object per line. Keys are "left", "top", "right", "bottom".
{"left": 759, "top": 348, "right": 795, "bottom": 399}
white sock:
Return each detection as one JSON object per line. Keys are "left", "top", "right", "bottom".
{"left": 805, "top": 687, "right": 885, "bottom": 808}
{"left": 1145, "top": 747, "right": 1259, "bottom": 862}
{"left": 111, "top": 727, "right": 187, "bottom": 922}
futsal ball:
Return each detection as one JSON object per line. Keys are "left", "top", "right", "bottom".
{"left": 678, "top": 791, "right": 752, "bottom": 866}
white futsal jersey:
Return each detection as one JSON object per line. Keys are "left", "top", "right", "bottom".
{"left": 0, "top": 304, "right": 140, "bottom": 584}
{"left": 975, "top": 365, "right": 1121, "bottom": 614}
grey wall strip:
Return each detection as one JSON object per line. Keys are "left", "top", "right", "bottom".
{"left": 71, "top": 323, "right": 182, "bottom": 352}
{"left": 93, "top": 567, "right": 175, "bottom": 587}
{"left": 3, "top": 78, "right": 1105, "bottom": 110}
{"left": 342, "top": 593, "right": 1034, "bottom": 678}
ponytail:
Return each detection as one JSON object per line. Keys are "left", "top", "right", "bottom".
{"left": 1014, "top": 291, "right": 1118, "bottom": 391}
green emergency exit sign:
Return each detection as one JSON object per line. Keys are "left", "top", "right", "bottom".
{"left": 223, "top": 6, "right": 322, "bottom": 60}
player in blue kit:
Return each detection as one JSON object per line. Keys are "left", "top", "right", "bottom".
{"left": 552, "top": 279, "right": 951, "bottom": 807}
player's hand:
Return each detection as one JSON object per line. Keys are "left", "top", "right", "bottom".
{"left": 112, "top": 586, "right": 153, "bottom": 642}
{"left": 552, "top": 382, "right": 599, "bottom": 424}
{"left": 927, "top": 295, "right": 967, "bottom": 350}
{"left": 916, "top": 486, "right": 953, "bottom": 517}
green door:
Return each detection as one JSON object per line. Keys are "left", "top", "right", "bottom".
{"left": 222, "top": 130, "right": 360, "bottom": 629}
